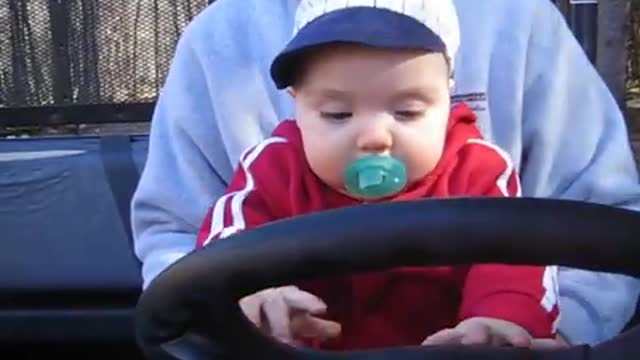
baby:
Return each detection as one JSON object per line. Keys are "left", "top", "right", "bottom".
{"left": 196, "top": 0, "right": 560, "bottom": 351}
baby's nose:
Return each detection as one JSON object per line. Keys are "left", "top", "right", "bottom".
{"left": 356, "top": 123, "right": 393, "bottom": 153}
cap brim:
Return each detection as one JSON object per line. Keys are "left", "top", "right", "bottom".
{"left": 270, "top": 6, "right": 446, "bottom": 89}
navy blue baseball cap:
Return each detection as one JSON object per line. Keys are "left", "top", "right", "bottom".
{"left": 270, "top": 1, "right": 460, "bottom": 90}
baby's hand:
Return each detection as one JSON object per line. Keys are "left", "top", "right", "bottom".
{"left": 239, "top": 285, "right": 341, "bottom": 345}
{"left": 422, "top": 317, "right": 535, "bottom": 348}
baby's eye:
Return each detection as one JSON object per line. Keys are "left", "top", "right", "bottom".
{"left": 394, "top": 110, "right": 424, "bottom": 121}
{"left": 320, "top": 112, "right": 352, "bottom": 122}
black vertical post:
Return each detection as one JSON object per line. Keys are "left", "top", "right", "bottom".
{"left": 568, "top": 0, "right": 599, "bottom": 64}
{"left": 47, "top": 0, "right": 73, "bottom": 105}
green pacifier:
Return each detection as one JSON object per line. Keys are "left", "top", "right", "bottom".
{"left": 343, "top": 155, "right": 408, "bottom": 200}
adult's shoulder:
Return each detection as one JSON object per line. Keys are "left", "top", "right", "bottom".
{"left": 179, "top": 0, "right": 295, "bottom": 61}
{"left": 454, "top": 0, "right": 556, "bottom": 25}
{"left": 453, "top": 0, "right": 562, "bottom": 41}
{"left": 452, "top": 0, "right": 569, "bottom": 87}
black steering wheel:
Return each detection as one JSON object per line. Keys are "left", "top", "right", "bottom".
{"left": 135, "top": 197, "right": 640, "bottom": 360}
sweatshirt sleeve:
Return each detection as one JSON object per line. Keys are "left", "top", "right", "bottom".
{"left": 518, "top": 2, "right": 640, "bottom": 345}
{"left": 130, "top": 11, "right": 237, "bottom": 289}
{"left": 130, "top": 1, "right": 293, "bottom": 290}
{"left": 452, "top": 138, "right": 559, "bottom": 338}
{"left": 196, "top": 137, "right": 288, "bottom": 247}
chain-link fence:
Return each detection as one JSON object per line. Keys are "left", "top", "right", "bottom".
{"left": 0, "top": 0, "right": 208, "bottom": 109}
{"left": 0, "top": 1, "right": 638, "bottom": 121}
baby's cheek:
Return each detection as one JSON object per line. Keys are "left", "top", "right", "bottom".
{"left": 305, "top": 145, "right": 346, "bottom": 189}
{"left": 406, "top": 140, "right": 444, "bottom": 179}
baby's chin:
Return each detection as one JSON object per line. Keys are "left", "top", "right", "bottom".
{"left": 328, "top": 182, "right": 412, "bottom": 203}
{"left": 325, "top": 182, "right": 352, "bottom": 197}
{"left": 324, "top": 182, "right": 369, "bottom": 201}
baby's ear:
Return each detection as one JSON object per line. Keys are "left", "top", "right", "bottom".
{"left": 449, "top": 78, "right": 455, "bottom": 92}
{"left": 287, "top": 87, "right": 297, "bottom": 98}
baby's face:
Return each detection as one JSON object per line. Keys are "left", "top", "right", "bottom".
{"left": 291, "top": 44, "right": 452, "bottom": 196}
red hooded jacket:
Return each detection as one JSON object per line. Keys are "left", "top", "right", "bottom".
{"left": 196, "top": 103, "right": 559, "bottom": 350}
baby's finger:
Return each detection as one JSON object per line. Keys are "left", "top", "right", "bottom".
{"left": 529, "top": 338, "right": 568, "bottom": 350}
{"left": 459, "top": 323, "right": 492, "bottom": 346}
{"left": 422, "top": 329, "right": 464, "bottom": 345}
{"left": 281, "top": 286, "right": 327, "bottom": 314}
{"left": 262, "top": 293, "right": 294, "bottom": 343}
{"left": 290, "top": 313, "right": 341, "bottom": 341}
{"left": 499, "top": 327, "right": 532, "bottom": 348}
{"left": 239, "top": 289, "right": 273, "bottom": 328}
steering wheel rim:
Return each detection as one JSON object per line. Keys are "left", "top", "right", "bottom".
{"left": 135, "top": 197, "right": 640, "bottom": 360}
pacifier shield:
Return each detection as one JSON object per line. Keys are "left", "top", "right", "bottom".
{"left": 343, "top": 155, "right": 407, "bottom": 200}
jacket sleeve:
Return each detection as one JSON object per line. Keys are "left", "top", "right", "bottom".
{"left": 130, "top": 2, "right": 284, "bottom": 289}
{"left": 130, "top": 0, "right": 296, "bottom": 289}
{"left": 460, "top": 265, "right": 559, "bottom": 338}
{"left": 196, "top": 138, "right": 288, "bottom": 246}
{"left": 130, "top": 23, "right": 231, "bottom": 289}
{"left": 454, "top": 139, "right": 559, "bottom": 338}
{"left": 517, "top": 2, "right": 640, "bottom": 345}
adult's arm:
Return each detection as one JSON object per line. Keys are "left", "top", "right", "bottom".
{"left": 130, "top": 29, "right": 230, "bottom": 288}
{"left": 130, "top": 2, "right": 242, "bottom": 289}
{"left": 131, "top": 0, "right": 294, "bottom": 289}
{"left": 519, "top": 2, "right": 640, "bottom": 345}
